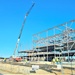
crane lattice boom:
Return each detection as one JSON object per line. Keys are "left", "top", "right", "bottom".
{"left": 13, "top": 3, "right": 35, "bottom": 56}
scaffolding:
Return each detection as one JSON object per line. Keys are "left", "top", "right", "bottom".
{"left": 32, "top": 20, "right": 75, "bottom": 75}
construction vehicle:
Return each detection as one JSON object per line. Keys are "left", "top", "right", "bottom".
{"left": 12, "top": 3, "right": 35, "bottom": 62}
{"left": 12, "top": 57, "right": 22, "bottom": 62}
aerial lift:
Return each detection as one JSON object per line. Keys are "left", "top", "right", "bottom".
{"left": 12, "top": 3, "right": 35, "bottom": 62}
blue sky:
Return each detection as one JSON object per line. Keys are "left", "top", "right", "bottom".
{"left": 0, "top": 0, "right": 75, "bottom": 57}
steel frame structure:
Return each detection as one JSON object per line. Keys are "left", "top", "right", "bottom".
{"left": 32, "top": 20, "right": 75, "bottom": 75}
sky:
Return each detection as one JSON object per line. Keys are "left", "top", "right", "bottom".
{"left": 0, "top": 0, "right": 75, "bottom": 57}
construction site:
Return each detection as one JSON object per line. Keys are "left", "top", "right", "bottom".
{"left": 0, "top": 2, "right": 75, "bottom": 75}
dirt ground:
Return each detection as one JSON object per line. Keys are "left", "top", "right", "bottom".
{"left": 0, "top": 62, "right": 55, "bottom": 75}
{"left": 0, "top": 62, "right": 75, "bottom": 75}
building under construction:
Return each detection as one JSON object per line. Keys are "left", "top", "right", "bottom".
{"left": 19, "top": 20, "right": 75, "bottom": 62}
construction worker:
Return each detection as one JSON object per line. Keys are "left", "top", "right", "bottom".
{"left": 55, "top": 57, "right": 59, "bottom": 64}
{"left": 25, "top": 59, "right": 28, "bottom": 63}
{"left": 52, "top": 58, "right": 55, "bottom": 64}
{"left": 3, "top": 58, "right": 6, "bottom": 63}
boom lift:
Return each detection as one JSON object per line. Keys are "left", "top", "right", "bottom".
{"left": 12, "top": 3, "right": 35, "bottom": 62}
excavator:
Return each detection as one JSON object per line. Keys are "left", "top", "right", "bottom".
{"left": 11, "top": 3, "right": 35, "bottom": 62}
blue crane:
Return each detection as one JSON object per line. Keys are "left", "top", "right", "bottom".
{"left": 13, "top": 3, "right": 35, "bottom": 56}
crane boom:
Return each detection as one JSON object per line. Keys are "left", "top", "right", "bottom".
{"left": 13, "top": 3, "right": 35, "bottom": 56}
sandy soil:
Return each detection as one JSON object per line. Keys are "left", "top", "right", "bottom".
{"left": 0, "top": 62, "right": 55, "bottom": 75}
{"left": 0, "top": 62, "right": 75, "bottom": 75}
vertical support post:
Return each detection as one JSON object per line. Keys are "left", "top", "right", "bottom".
{"left": 54, "top": 28, "right": 56, "bottom": 58}
{"left": 28, "top": 53, "right": 30, "bottom": 61}
{"left": 32, "top": 35, "right": 34, "bottom": 61}
{"left": 37, "top": 34, "right": 39, "bottom": 61}
{"left": 46, "top": 31, "right": 48, "bottom": 61}
{"left": 66, "top": 23, "right": 69, "bottom": 62}
{"left": 32, "top": 35, "right": 35, "bottom": 61}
